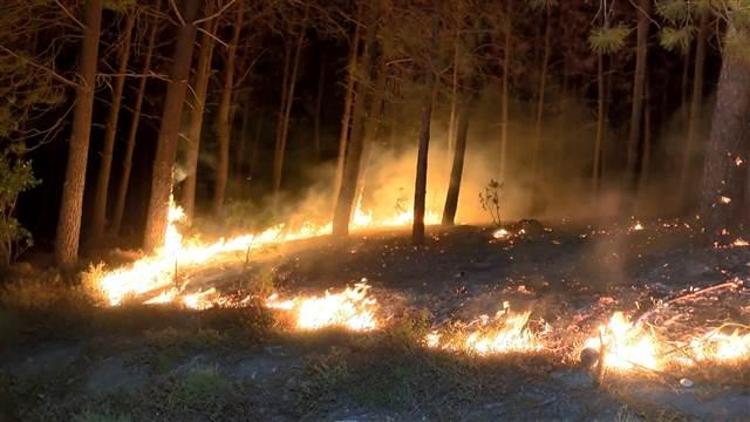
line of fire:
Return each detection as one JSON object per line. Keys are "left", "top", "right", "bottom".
{"left": 1, "top": 0, "right": 749, "bottom": 419}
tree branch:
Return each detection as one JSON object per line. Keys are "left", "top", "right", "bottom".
{"left": 194, "top": 0, "right": 237, "bottom": 25}
{"left": 54, "top": 0, "right": 85, "bottom": 30}
{"left": 0, "top": 44, "right": 78, "bottom": 88}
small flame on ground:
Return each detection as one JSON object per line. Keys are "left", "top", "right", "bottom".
{"left": 426, "top": 305, "right": 543, "bottom": 355}
{"left": 583, "top": 312, "right": 660, "bottom": 370}
{"left": 493, "top": 228, "right": 510, "bottom": 239}
{"left": 719, "top": 196, "right": 732, "bottom": 205}
{"left": 265, "top": 283, "right": 378, "bottom": 331}
{"left": 688, "top": 327, "right": 750, "bottom": 362}
{"left": 631, "top": 222, "right": 644, "bottom": 231}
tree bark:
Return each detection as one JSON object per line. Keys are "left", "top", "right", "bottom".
{"left": 213, "top": 5, "right": 243, "bottom": 215}
{"left": 625, "top": 0, "right": 650, "bottom": 191}
{"left": 593, "top": 52, "right": 605, "bottom": 195}
{"left": 333, "top": 5, "right": 362, "bottom": 208}
{"left": 332, "top": 5, "right": 375, "bottom": 237}
{"left": 91, "top": 12, "right": 135, "bottom": 241}
{"left": 55, "top": 0, "right": 103, "bottom": 269}
{"left": 181, "top": 12, "right": 218, "bottom": 221}
{"left": 529, "top": 1, "right": 552, "bottom": 211}
{"left": 111, "top": 9, "right": 158, "bottom": 236}
{"left": 699, "top": 28, "right": 750, "bottom": 240}
{"left": 271, "top": 41, "right": 291, "bottom": 196}
{"left": 442, "top": 96, "right": 471, "bottom": 226}
{"left": 499, "top": 0, "right": 512, "bottom": 181}
{"left": 412, "top": 12, "right": 439, "bottom": 245}
{"left": 313, "top": 54, "right": 325, "bottom": 161}
{"left": 447, "top": 26, "right": 460, "bottom": 151}
{"left": 678, "top": 10, "right": 709, "bottom": 207}
{"left": 143, "top": 0, "right": 201, "bottom": 252}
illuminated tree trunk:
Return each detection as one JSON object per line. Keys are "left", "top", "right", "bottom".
{"left": 182, "top": 14, "right": 218, "bottom": 221}
{"left": 447, "top": 28, "right": 459, "bottom": 151}
{"left": 354, "top": 56, "right": 387, "bottom": 211}
{"left": 313, "top": 55, "right": 325, "bottom": 161}
{"left": 679, "top": 10, "right": 709, "bottom": 207}
{"left": 143, "top": 0, "right": 200, "bottom": 252}
{"left": 91, "top": 12, "right": 135, "bottom": 241}
{"left": 213, "top": 5, "right": 243, "bottom": 215}
{"left": 332, "top": 7, "right": 375, "bottom": 237}
{"left": 442, "top": 98, "right": 471, "bottom": 226}
{"left": 272, "top": 42, "right": 291, "bottom": 195}
{"left": 272, "top": 13, "right": 305, "bottom": 198}
{"left": 334, "top": 5, "right": 362, "bottom": 207}
{"left": 625, "top": 0, "right": 650, "bottom": 191}
{"left": 55, "top": 0, "right": 103, "bottom": 269}
{"left": 111, "top": 11, "right": 158, "bottom": 236}
{"left": 593, "top": 52, "right": 605, "bottom": 195}
{"left": 529, "top": 1, "right": 551, "bottom": 211}
{"left": 499, "top": 0, "right": 512, "bottom": 181}
{"left": 699, "top": 28, "right": 750, "bottom": 240}
{"left": 413, "top": 12, "right": 439, "bottom": 245}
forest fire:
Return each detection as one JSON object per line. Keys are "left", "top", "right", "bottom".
{"left": 426, "top": 305, "right": 544, "bottom": 355}
{"left": 265, "top": 283, "right": 378, "bottom": 331}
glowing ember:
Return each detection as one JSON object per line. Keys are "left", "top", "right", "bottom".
{"left": 732, "top": 238, "right": 749, "bottom": 247}
{"left": 493, "top": 228, "right": 510, "bottom": 239}
{"left": 265, "top": 283, "right": 378, "bottom": 331}
{"left": 631, "top": 222, "right": 644, "bottom": 231}
{"left": 736, "top": 156, "right": 744, "bottom": 167}
{"left": 583, "top": 312, "right": 660, "bottom": 370}
{"left": 426, "top": 305, "right": 543, "bottom": 355}
{"left": 719, "top": 196, "right": 732, "bottom": 204}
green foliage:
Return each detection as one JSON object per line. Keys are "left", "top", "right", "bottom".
{"left": 655, "top": 0, "right": 693, "bottom": 24}
{"left": 588, "top": 25, "right": 632, "bottom": 54}
{"left": 660, "top": 25, "right": 695, "bottom": 52}
{"left": 0, "top": 153, "right": 39, "bottom": 265}
{"left": 479, "top": 179, "right": 503, "bottom": 226}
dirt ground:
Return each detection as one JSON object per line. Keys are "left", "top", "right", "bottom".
{"left": 1, "top": 220, "right": 749, "bottom": 421}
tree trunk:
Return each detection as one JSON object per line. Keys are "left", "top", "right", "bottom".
{"left": 529, "top": 1, "right": 551, "bottom": 211}
{"left": 413, "top": 12, "right": 439, "bottom": 245}
{"left": 111, "top": 9, "right": 158, "bottom": 236}
{"left": 354, "top": 55, "right": 387, "bottom": 212}
{"left": 143, "top": 0, "right": 201, "bottom": 252}
{"left": 271, "top": 42, "right": 291, "bottom": 196}
{"left": 55, "top": 0, "right": 103, "bottom": 269}
{"left": 678, "top": 10, "right": 709, "bottom": 207}
{"left": 213, "top": 5, "right": 243, "bottom": 215}
{"left": 249, "top": 117, "right": 262, "bottom": 178}
{"left": 699, "top": 28, "right": 750, "bottom": 241}
{"left": 332, "top": 6, "right": 375, "bottom": 237}
{"left": 442, "top": 96, "right": 471, "bottom": 225}
{"left": 499, "top": 0, "right": 512, "bottom": 181}
{"left": 333, "top": 5, "right": 362, "bottom": 207}
{"left": 181, "top": 14, "right": 218, "bottom": 221}
{"left": 234, "top": 91, "right": 251, "bottom": 187}
{"left": 625, "top": 0, "right": 650, "bottom": 191}
{"left": 447, "top": 27, "right": 460, "bottom": 151}
{"left": 593, "top": 52, "right": 605, "bottom": 196}
{"left": 91, "top": 12, "right": 135, "bottom": 241}
{"left": 313, "top": 54, "right": 325, "bottom": 161}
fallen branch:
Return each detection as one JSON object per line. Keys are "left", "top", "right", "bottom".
{"left": 636, "top": 279, "right": 744, "bottom": 325}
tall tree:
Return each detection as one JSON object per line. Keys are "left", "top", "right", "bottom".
{"left": 181, "top": 8, "right": 219, "bottom": 221}
{"left": 213, "top": 4, "right": 244, "bottom": 215}
{"left": 332, "top": 3, "right": 377, "bottom": 236}
{"left": 499, "top": 0, "right": 512, "bottom": 181}
{"left": 442, "top": 93, "right": 472, "bottom": 225}
{"left": 143, "top": 0, "right": 201, "bottom": 252}
{"left": 313, "top": 53, "right": 325, "bottom": 161}
{"left": 624, "top": 0, "right": 651, "bottom": 192}
{"left": 529, "top": 0, "right": 552, "bottom": 211}
{"left": 412, "top": 7, "right": 439, "bottom": 245}
{"left": 91, "top": 10, "right": 136, "bottom": 241}
{"left": 333, "top": 3, "right": 363, "bottom": 207}
{"left": 272, "top": 7, "right": 307, "bottom": 198}
{"left": 679, "top": 7, "right": 710, "bottom": 206}
{"left": 111, "top": 7, "right": 159, "bottom": 235}
{"left": 55, "top": 0, "right": 104, "bottom": 269}
{"left": 699, "top": 19, "right": 750, "bottom": 240}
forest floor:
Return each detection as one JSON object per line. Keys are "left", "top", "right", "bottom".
{"left": 1, "top": 220, "right": 750, "bottom": 421}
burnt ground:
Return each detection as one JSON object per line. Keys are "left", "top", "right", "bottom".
{"left": 1, "top": 220, "right": 750, "bottom": 421}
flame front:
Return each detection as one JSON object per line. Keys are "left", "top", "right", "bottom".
{"left": 93, "top": 195, "right": 439, "bottom": 308}
{"left": 265, "top": 283, "right": 378, "bottom": 331}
